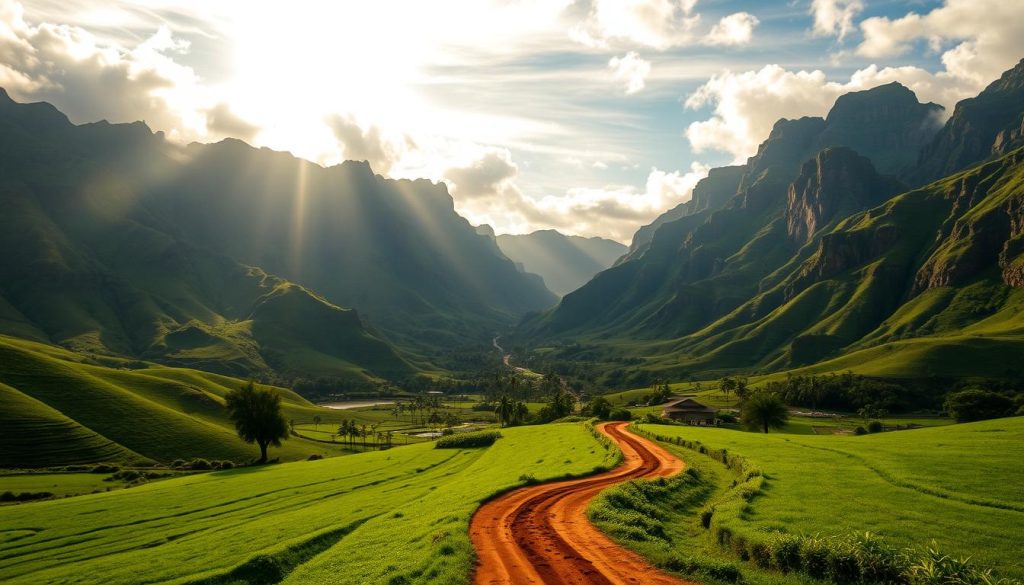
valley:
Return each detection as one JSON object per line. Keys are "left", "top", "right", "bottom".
{"left": 1, "top": 10, "right": 1023, "bottom": 585}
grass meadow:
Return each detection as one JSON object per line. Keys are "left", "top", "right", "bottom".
{"left": 0, "top": 422, "right": 617, "bottom": 585}
{"left": 599, "top": 418, "right": 1024, "bottom": 584}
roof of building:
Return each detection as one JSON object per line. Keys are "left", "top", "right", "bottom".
{"left": 663, "top": 397, "right": 718, "bottom": 414}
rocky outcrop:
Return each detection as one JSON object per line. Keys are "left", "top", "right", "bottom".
{"left": 786, "top": 147, "right": 904, "bottom": 243}
{"left": 815, "top": 82, "right": 944, "bottom": 176}
{"left": 910, "top": 58, "right": 1024, "bottom": 185}
{"left": 787, "top": 224, "right": 900, "bottom": 299}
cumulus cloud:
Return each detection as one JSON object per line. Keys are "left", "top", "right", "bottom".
{"left": 205, "top": 103, "right": 259, "bottom": 141}
{"left": 0, "top": 0, "right": 207, "bottom": 141}
{"left": 444, "top": 148, "right": 709, "bottom": 242}
{"left": 444, "top": 148, "right": 519, "bottom": 199}
{"left": 704, "top": 12, "right": 758, "bottom": 46}
{"left": 683, "top": 56, "right": 1001, "bottom": 162}
{"left": 327, "top": 114, "right": 410, "bottom": 174}
{"left": 608, "top": 51, "right": 651, "bottom": 94}
{"left": 810, "top": 0, "right": 863, "bottom": 42}
{"left": 856, "top": 0, "right": 1023, "bottom": 89}
{"left": 568, "top": 0, "right": 701, "bottom": 50}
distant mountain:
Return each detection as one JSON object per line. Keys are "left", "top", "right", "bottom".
{"left": 493, "top": 230, "right": 626, "bottom": 296}
{"left": 518, "top": 68, "right": 1024, "bottom": 383}
{"left": 910, "top": 58, "right": 1024, "bottom": 185}
{"left": 0, "top": 88, "right": 555, "bottom": 380}
{"left": 625, "top": 165, "right": 744, "bottom": 258}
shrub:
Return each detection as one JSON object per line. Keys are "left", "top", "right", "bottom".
{"left": 663, "top": 554, "right": 741, "bottom": 583}
{"left": 91, "top": 464, "right": 120, "bottom": 474}
{"left": 306, "top": 454, "right": 324, "bottom": 461}
{"left": 434, "top": 430, "right": 502, "bottom": 449}
{"left": 854, "top": 426, "right": 867, "bottom": 435}
{"left": 170, "top": 459, "right": 187, "bottom": 469}
{"left": 220, "top": 460, "right": 235, "bottom": 470}
{"left": 867, "top": 420, "right": 883, "bottom": 433}
{"left": 607, "top": 408, "right": 632, "bottom": 421}
{"left": 189, "top": 458, "right": 212, "bottom": 470}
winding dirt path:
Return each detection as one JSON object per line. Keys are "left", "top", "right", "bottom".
{"left": 470, "top": 422, "right": 692, "bottom": 585}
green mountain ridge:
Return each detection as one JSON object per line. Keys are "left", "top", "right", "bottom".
{"left": 0, "top": 87, "right": 556, "bottom": 381}
{"left": 518, "top": 62, "right": 1024, "bottom": 383}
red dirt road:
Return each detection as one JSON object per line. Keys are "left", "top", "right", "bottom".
{"left": 470, "top": 422, "right": 691, "bottom": 585}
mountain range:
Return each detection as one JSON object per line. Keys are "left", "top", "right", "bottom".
{"left": 489, "top": 229, "right": 626, "bottom": 296}
{"left": 0, "top": 88, "right": 556, "bottom": 382}
{"left": 518, "top": 59, "right": 1024, "bottom": 384}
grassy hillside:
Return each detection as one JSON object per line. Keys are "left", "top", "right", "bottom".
{"left": 618, "top": 418, "right": 1024, "bottom": 583}
{"left": 0, "top": 335, "right": 393, "bottom": 466}
{"left": 0, "top": 423, "right": 616, "bottom": 585}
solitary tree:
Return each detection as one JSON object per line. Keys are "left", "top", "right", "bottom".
{"left": 495, "top": 394, "right": 515, "bottom": 427}
{"left": 225, "top": 382, "right": 289, "bottom": 462}
{"left": 740, "top": 392, "right": 789, "bottom": 434}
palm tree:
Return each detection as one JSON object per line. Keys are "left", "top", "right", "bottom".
{"left": 313, "top": 415, "right": 322, "bottom": 431}
{"left": 512, "top": 401, "right": 529, "bottom": 426}
{"left": 495, "top": 394, "right": 514, "bottom": 427}
{"left": 224, "top": 382, "right": 289, "bottom": 463}
{"left": 741, "top": 392, "right": 790, "bottom": 433}
{"left": 359, "top": 424, "right": 369, "bottom": 447}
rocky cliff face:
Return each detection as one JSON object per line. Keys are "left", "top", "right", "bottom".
{"left": 815, "top": 82, "right": 943, "bottom": 176}
{"left": 786, "top": 147, "right": 904, "bottom": 243}
{"left": 913, "top": 149, "right": 1024, "bottom": 293}
{"left": 911, "top": 58, "right": 1024, "bottom": 185}
{"left": 626, "top": 165, "right": 744, "bottom": 257}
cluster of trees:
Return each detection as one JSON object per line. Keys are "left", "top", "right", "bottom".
{"left": 762, "top": 372, "right": 923, "bottom": 412}
{"left": 494, "top": 395, "right": 529, "bottom": 427}
{"left": 334, "top": 420, "right": 395, "bottom": 448}
{"left": 582, "top": 396, "right": 632, "bottom": 421}
{"left": 944, "top": 388, "right": 1024, "bottom": 422}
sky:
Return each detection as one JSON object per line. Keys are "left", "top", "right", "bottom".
{"left": 2, "top": 0, "right": 1022, "bottom": 242}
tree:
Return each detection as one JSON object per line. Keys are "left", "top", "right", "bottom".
{"left": 512, "top": 401, "right": 529, "bottom": 426}
{"left": 720, "top": 376, "right": 736, "bottom": 398}
{"left": 495, "top": 394, "right": 514, "bottom": 427}
{"left": 225, "top": 382, "right": 289, "bottom": 463}
{"left": 313, "top": 415, "right": 322, "bottom": 431}
{"left": 586, "top": 396, "right": 613, "bottom": 420}
{"left": 944, "top": 389, "right": 1014, "bottom": 422}
{"left": 740, "top": 392, "right": 789, "bottom": 434}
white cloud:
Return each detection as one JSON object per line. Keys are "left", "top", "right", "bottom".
{"left": 856, "top": 0, "right": 1023, "bottom": 89}
{"left": 683, "top": 57, "right": 999, "bottom": 162}
{"left": 704, "top": 12, "right": 758, "bottom": 46}
{"left": 443, "top": 148, "right": 709, "bottom": 242}
{"left": 0, "top": 0, "right": 207, "bottom": 141}
{"left": 810, "top": 0, "right": 863, "bottom": 42}
{"left": 569, "top": 0, "right": 701, "bottom": 50}
{"left": 608, "top": 51, "right": 651, "bottom": 94}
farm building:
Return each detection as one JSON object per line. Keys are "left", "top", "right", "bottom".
{"left": 662, "top": 398, "right": 718, "bottom": 425}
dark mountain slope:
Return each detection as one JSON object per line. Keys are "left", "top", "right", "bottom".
{"left": 911, "top": 58, "right": 1024, "bottom": 185}
{"left": 144, "top": 139, "right": 556, "bottom": 348}
{"left": 0, "top": 89, "right": 413, "bottom": 380}
{"left": 494, "top": 230, "right": 626, "bottom": 296}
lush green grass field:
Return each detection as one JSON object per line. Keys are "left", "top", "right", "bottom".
{"left": 0, "top": 335, "right": 444, "bottom": 466}
{"left": 0, "top": 423, "right": 617, "bottom": 585}
{"left": 629, "top": 418, "right": 1024, "bottom": 580}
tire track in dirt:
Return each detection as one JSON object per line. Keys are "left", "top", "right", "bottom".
{"left": 470, "top": 422, "right": 693, "bottom": 585}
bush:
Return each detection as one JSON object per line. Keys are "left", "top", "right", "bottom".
{"left": 867, "top": 420, "right": 883, "bottom": 433}
{"left": 435, "top": 430, "right": 502, "bottom": 449}
{"left": 854, "top": 426, "right": 867, "bottom": 435}
{"left": 171, "top": 459, "right": 187, "bottom": 469}
{"left": 219, "top": 460, "right": 235, "bottom": 470}
{"left": 0, "top": 491, "right": 53, "bottom": 502}
{"left": 91, "top": 464, "right": 120, "bottom": 474}
{"left": 189, "top": 458, "right": 212, "bottom": 470}
{"left": 717, "top": 412, "right": 738, "bottom": 424}
{"left": 306, "top": 454, "right": 324, "bottom": 461}
{"left": 607, "top": 408, "right": 632, "bottom": 421}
